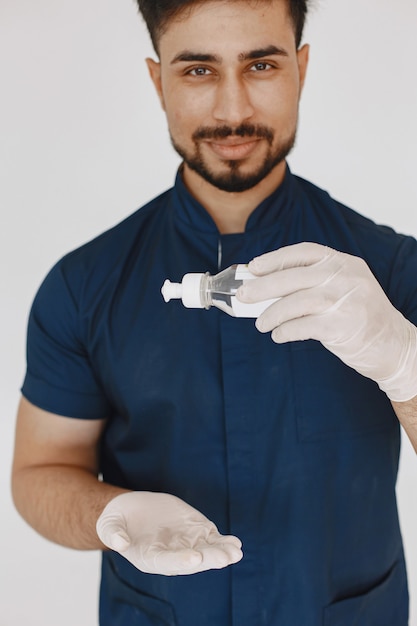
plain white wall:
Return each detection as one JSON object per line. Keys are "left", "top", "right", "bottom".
{"left": 1, "top": 0, "right": 416, "bottom": 624}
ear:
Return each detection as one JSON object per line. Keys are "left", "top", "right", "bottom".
{"left": 296, "top": 44, "right": 309, "bottom": 92}
{"left": 145, "top": 58, "right": 166, "bottom": 111}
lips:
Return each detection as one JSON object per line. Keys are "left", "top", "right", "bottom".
{"left": 205, "top": 138, "right": 260, "bottom": 160}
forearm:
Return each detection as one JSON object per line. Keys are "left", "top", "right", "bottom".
{"left": 392, "top": 395, "right": 417, "bottom": 454}
{"left": 12, "top": 464, "right": 128, "bottom": 550}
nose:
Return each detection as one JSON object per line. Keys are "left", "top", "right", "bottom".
{"left": 212, "top": 74, "right": 255, "bottom": 126}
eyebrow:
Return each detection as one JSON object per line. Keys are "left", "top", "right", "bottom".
{"left": 171, "top": 51, "right": 221, "bottom": 64}
{"left": 170, "top": 45, "right": 288, "bottom": 65}
{"left": 239, "top": 45, "right": 289, "bottom": 61}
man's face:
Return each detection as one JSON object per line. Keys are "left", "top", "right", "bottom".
{"left": 147, "top": 0, "right": 309, "bottom": 193}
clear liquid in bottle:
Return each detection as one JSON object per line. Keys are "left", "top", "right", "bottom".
{"left": 161, "top": 264, "right": 277, "bottom": 318}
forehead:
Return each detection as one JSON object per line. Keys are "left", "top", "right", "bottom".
{"left": 158, "top": 0, "right": 295, "bottom": 61}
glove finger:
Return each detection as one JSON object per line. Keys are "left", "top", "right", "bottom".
{"left": 139, "top": 536, "right": 243, "bottom": 575}
{"left": 255, "top": 289, "right": 334, "bottom": 334}
{"left": 269, "top": 315, "right": 328, "bottom": 344}
{"left": 238, "top": 258, "right": 339, "bottom": 303}
{"left": 206, "top": 533, "right": 242, "bottom": 550}
{"left": 194, "top": 542, "right": 243, "bottom": 572}
{"left": 152, "top": 543, "right": 241, "bottom": 576}
{"left": 150, "top": 546, "right": 203, "bottom": 576}
{"left": 248, "top": 242, "right": 331, "bottom": 275}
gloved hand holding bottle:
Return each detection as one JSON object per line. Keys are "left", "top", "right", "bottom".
{"left": 236, "top": 242, "right": 417, "bottom": 402}
{"left": 96, "top": 491, "right": 243, "bottom": 576}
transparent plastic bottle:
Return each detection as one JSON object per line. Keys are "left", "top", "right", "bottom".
{"left": 161, "top": 264, "right": 277, "bottom": 318}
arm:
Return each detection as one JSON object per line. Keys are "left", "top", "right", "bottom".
{"left": 11, "top": 396, "right": 127, "bottom": 550}
{"left": 11, "top": 396, "right": 243, "bottom": 574}
{"left": 392, "top": 396, "right": 417, "bottom": 454}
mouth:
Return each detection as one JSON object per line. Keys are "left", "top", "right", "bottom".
{"left": 204, "top": 138, "right": 261, "bottom": 160}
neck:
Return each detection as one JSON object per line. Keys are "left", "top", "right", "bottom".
{"left": 181, "top": 162, "right": 287, "bottom": 234}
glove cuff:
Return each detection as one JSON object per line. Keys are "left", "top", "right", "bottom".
{"left": 377, "top": 321, "right": 417, "bottom": 402}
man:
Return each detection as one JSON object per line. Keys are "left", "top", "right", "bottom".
{"left": 11, "top": 0, "right": 417, "bottom": 624}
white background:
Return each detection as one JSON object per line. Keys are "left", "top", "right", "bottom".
{"left": 1, "top": 0, "right": 416, "bottom": 624}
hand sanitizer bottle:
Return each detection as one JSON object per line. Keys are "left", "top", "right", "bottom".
{"left": 161, "top": 264, "right": 277, "bottom": 318}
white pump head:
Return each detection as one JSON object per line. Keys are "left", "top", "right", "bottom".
{"left": 161, "top": 280, "right": 182, "bottom": 303}
{"left": 161, "top": 274, "right": 205, "bottom": 308}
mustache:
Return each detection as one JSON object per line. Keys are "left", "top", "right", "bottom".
{"left": 192, "top": 123, "right": 274, "bottom": 144}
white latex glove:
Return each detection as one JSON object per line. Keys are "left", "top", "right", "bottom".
{"left": 96, "top": 491, "right": 243, "bottom": 576}
{"left": 237, "top": 242, "right": 417, "bottom": 402}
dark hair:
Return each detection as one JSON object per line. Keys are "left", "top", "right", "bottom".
{"left": 136, "top": 0, "right": 309, "bottom": 54}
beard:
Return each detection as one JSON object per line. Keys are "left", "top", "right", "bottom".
{"left": 170, "top": 122, "right": 296, "bottom": 193}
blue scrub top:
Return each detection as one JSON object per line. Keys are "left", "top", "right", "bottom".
{"left": 22, "top": 168, "right": 417, "bottom": 625}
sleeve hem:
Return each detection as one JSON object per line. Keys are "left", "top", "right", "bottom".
{"left": 21, "top": 374, "right": 111, "bottom": 420}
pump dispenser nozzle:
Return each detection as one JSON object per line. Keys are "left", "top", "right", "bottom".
{"left": 161, "top": 280, "right": 182, "bottom": 303}
{"left": 161, "top": 274, "right": 206, "bottom": 308}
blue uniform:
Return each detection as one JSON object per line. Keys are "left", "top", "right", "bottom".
{"left": 22, "top": 168, "right": 417, "bottom": 625}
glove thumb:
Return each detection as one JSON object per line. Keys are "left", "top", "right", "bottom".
{"left": 96, "top": 512, "right": 131, "bottom": 553}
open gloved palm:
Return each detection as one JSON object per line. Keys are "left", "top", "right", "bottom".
{"left": 96, "top": 491, "right": 243, "bottom": 576}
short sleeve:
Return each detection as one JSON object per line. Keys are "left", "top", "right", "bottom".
{"left": 21, "top": 259, "right": 112, "bottom": 419}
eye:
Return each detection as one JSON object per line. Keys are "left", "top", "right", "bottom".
{"left": 187, "top": 66, "right": 213, "bottom": 77}
{"left": 250, "top": 62, "right": 273, "bottom": 72}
